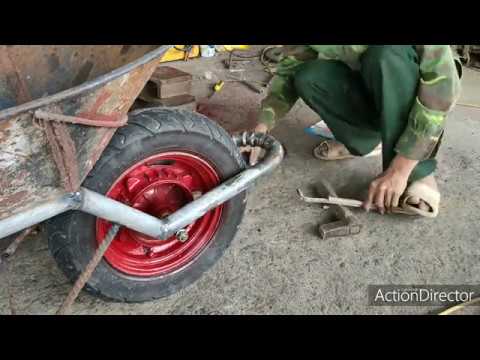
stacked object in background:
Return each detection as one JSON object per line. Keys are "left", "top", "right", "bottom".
{"left": 137, "top": 66, "right": 196, "bottom": 111}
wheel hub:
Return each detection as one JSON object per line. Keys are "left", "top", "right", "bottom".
{"left": 96, "top": 151, "right": 223, "bottom": 277}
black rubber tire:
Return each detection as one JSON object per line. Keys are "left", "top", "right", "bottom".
{"left": 45, "top": 108, "right": 247, "bottom": 302}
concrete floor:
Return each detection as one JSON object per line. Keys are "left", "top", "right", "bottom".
{"left": 1, "top": 48, "right": 480, "bottom": 315}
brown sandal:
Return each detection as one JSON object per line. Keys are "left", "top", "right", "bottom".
{"left": 313, "top": 140, "right": 356, "bottom": 160}
{"left": 313, "top": 140, "right": 382, "bottom": 161}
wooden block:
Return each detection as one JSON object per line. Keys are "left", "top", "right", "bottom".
{"left": 150, "top": 66, "right": 193, "bottom": 99}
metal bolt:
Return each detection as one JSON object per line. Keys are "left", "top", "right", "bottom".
{"left": 144, "top": 247, "right": 154, "bottom": 258}
{"left": 176, "top": 229, "right": 189, "bottom": 243}
{"left": 68, "top": 191, "right": 83, "bottom": 209}
{"left": 192, "top": 191, "right": 203, "bottom": 200}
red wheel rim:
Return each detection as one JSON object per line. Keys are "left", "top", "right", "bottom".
{"left": 96, "top": 151, "right": 223, "bottom": 277}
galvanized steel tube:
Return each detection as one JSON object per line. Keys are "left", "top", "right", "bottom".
{"left": 79, "top": 188, "right": 169, "bottom": 239}
{"left": 0, "top": 194, "right": 78, "bottom": 239}
{"left": 0, "top": 132, "right": 284, "bottom": 241}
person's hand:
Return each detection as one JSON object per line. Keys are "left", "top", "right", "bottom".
{"left": 240, "top": 123, "right": 268, "bottom": 166}
{"left": 363, "top": 155, "right": 419, "bottom": 214}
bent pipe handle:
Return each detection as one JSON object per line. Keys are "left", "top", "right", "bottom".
{"left": 161, "top": 132, "right": 284, "bottom": 238}
{"left": 79, "top": 132, "right": 284, "bottom": 240}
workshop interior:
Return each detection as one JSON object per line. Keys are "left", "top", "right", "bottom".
{"left": 0, "top": 45, "right": 479, "bottom": 315}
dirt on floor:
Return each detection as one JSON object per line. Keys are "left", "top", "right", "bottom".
{"left": 1, "top": 48, "right": 479, "bottom": 315}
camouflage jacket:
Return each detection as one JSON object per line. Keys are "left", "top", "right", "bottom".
{"left": 259, "top": 45, "right": 462, "bottom": 161}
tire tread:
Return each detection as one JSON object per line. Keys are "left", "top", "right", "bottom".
{"left": 47, "top": 108, "right": 246, "bottom": 302}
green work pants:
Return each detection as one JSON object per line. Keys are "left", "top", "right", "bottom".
{"left": 294, "top": 45, "right": 437, "bottom": 183}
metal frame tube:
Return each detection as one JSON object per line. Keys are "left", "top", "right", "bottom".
{"left": 0, "top": 194, "right": 78, "bottom": 239}
{"left": 79, "top": 188, "right": 168, "bottom": 239}
{"left": 0, "top": 132, "right": 284, "bottom": 241}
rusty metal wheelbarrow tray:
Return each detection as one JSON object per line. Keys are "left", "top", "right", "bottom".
{"left": 0, "top": 45, "right": 171, "bottom": 221}
{"left": 0, "top": 46, "right": 285, "bottom": 242}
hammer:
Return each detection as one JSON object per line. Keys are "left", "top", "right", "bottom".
{"left": 297, "top": 180, "right": 362, "bottom": 240}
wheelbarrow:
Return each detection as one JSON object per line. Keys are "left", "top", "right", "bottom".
{"left": 0, "top": 45, "right": 284, "bottom": 302}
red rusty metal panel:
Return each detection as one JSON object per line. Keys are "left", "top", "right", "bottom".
{"left": 0, "top": 112, "right": 63, "bottom": 218}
